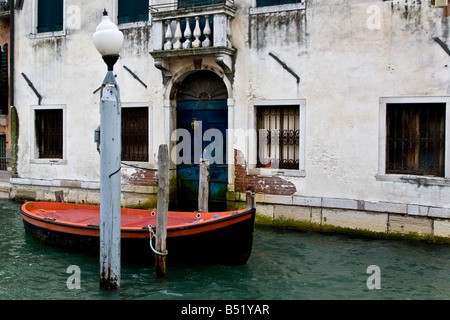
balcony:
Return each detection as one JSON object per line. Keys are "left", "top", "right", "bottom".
{"left": 150, "top": 0, "right": 236, "bottom": 81}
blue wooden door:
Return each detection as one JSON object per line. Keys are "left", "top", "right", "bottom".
{"left": 176, "top": 100, "right": 228, "bottom": 211}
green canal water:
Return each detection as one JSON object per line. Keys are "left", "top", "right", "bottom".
{"left": 1, "top": 199, "right": 450, "bottom": 300}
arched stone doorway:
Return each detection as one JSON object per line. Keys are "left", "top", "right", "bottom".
{"left": 174, "top": 70, "right": 228, "bottom": 211}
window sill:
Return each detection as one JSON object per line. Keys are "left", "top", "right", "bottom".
{"left": 248, "top": 167, "right": 305, "bottom": 177}
{"left": 29, "top": 30, "right": 66, "bottom": 39}
{"left": 376, "top": 174, "right": 450, "bottom": 187}
{"left": 249, "top": 2, "right": 306, "bottom": 15}
{"left": 118, "top": 21, "right": 150, "bottom": 30}
{"left": 30, "top": 159, "right": 67, "bottom": 165}
{"left": 121, "top": 161, "right": 153, "bottom": 169}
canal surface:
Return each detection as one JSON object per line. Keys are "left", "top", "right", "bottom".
{"left": 1, "top": 199, "right": 449, "bottom": 300}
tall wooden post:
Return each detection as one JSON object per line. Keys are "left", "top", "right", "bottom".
{"left": 99, "top": 77, "right": 122, "bottom": 289}
{"left": 198, "top": 158, "right": 210, "bottom": 212}
{"left": 98, "top": 79, "right": 122, "bottom": 289}
{"left": 156, "top": 144, "right": 169, "bottom": 277}
{"left": 246, "top": 190, "right": 256, "bottom": 210}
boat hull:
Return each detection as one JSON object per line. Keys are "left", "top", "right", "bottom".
{"left": 21, "top": 202, "right": 256, "bottom": 265}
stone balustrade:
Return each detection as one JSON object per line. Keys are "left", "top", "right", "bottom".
{"left": 151, "top": 1, "right": 235, "bottom": 52}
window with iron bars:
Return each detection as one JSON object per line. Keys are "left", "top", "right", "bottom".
{"left": 257, "top": 105, "right": 299, "bottom": 170}
{"left": 386, "top": 103, "right": 446, "bottom": 177}
{"left": 121, "top": 107, "right": 149, "bottom": 162}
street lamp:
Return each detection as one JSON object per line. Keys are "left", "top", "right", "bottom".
{"left": 93, "top": 9, "right": 124, "bottom": 71}
{"left": 93, "top": 9, "right": 124, "bottom": 289}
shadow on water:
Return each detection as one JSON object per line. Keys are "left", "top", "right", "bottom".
{"left": 1, "top": 200, "right": 450, "bottom": 300}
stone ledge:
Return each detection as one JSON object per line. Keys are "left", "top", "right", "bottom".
{"left": 234, "top": 192, "right": 450, "bottom": 220}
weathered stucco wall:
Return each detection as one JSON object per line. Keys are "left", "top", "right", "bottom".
{"left": 232, "top": 0, "right": 450, "bottom": 206}
{"left": 10, "top": 0, "right": 450, "bottom": 238}
{"left": 12, "top": 1, "right": 163, "bottom": 205}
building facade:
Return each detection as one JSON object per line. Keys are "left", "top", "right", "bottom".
{"left": 10, "top": 0, "right": 450, "bottom": 239}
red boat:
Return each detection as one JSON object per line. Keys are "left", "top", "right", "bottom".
{"left": 21, "top": 201, "right": 256, "bottom": 264}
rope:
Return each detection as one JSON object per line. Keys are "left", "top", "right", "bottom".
{"left": 148, "top": 225, "right": 168, "bottom": 256}
{"left": 121, "top": 162, "right": 177, "bottom": 171}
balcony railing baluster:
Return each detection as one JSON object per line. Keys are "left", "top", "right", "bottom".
{"left": 151, "top": 0, "right": 235, "bottom": 52}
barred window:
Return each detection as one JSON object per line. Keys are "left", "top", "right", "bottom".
{"left": 386, "top": 103, "right": 445, "bottom": 177}
{"left": 121, "top": 107, "right": 149, "bottom": 162}
{"left": 257, "top": 105, "right": 299, "bottom": 170}
{"left": 35, "top": 109, "right": 63, "bottom": 159}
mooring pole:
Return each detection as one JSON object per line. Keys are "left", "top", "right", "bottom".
{"left": 99, "top": 74, "right": 122, "bottom": 289}
{"left": 198, "top": 158, "right": 210, "bottom": 212}
{"left": 93, "top": 9, "right": 124, "bottom": 290}
{"left": 155, "top": 144, "right": 169, "bottom": 277}
{"left": 246, "top": 190, "right": 256, "bottom": 210}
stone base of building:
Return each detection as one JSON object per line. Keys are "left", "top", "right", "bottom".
{"left": 9, "top": 178, "right": 158, "bottom": 209}
{"left": 228, "top": 192, "right": 450, "bottom": 241}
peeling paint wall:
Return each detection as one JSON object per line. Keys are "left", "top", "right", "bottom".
{"left": 232, "top": 0, "right": 450, "bottom": 212}
{"left": 11, "top": 0, "right": 450, "bottom": 231}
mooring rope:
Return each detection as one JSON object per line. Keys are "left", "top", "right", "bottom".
{"left": 148, "top": 225, "right": 168, "bottom": 256}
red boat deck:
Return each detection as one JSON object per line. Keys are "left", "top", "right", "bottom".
{"left": 21, "top": 202, "right": 246, "bottom": 231}
{"left": 30, "top": 207, "right": 197, "bottom": 228}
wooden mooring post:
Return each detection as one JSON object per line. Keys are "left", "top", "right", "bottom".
{"left": 155, "top": 144, "right": 169, "bottom": 277}
{"left": 55, "top": 191, "right": 64, "bottom": 203}
{"left": 198, "top": 158, "right": 210, "bottom": 212}
{"left": 246, "top": 190, "right": 256, "bottom": 210}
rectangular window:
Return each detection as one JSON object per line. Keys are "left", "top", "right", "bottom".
{"left": 37, "top": 0, "right": 63, "bottom": 33}
{"left": 118, "top": 0, "right": 149, "bottom": 24}
{"left": 121, "top": 107, "right": 149, "bottom": 162}
{"left": 35, "top": 109, "right": 63, "bottom": 159}
{"left": 256, "top": 0, "right": 302, "bottom": 7}
{"left": 257, "top": 105, "right": 299, "bottom": 170}
{"left": 386, "top": 103, "right": 446, "bottom": 177}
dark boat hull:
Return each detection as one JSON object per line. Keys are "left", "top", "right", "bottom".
{"left": 21, "top": 203, "right": 255, "bottom": 265}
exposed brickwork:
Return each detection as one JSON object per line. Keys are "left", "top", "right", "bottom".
{"left": 127, "top": 151, "right": 296, "bottom": 196}
{"left": 129, "top": 169, "right": 158, "bottom": 186}
{"left": 234, "top": 149, "right": 296, "bottom": 195}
